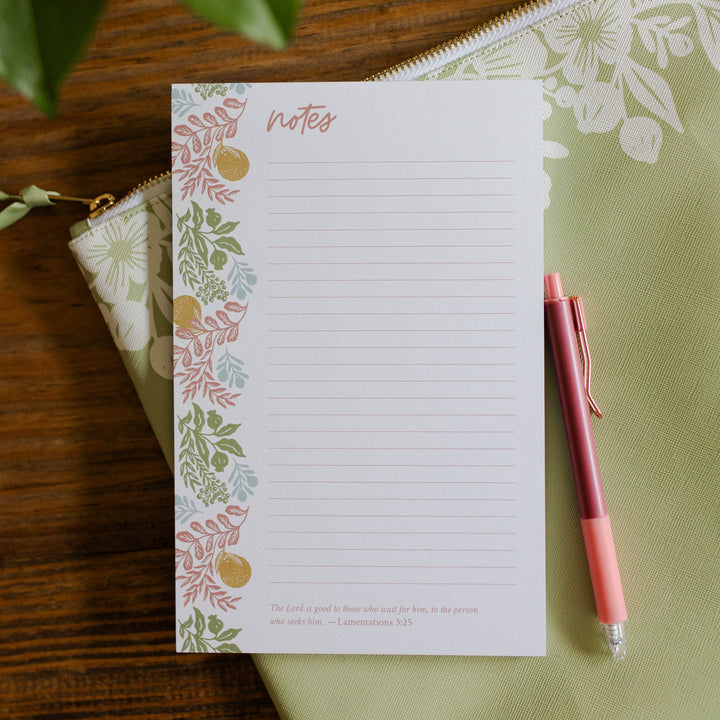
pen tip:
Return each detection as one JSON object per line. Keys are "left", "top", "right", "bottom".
{"left": 603, "top": 622, "right": 627, "bottom": 660}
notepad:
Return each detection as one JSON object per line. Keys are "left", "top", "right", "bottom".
{"left": 172, "top": 80, "right": 545, "bottom": 655}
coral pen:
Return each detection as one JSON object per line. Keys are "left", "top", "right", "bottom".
{"left": 544, "top": 272, "right": 628, "bottom": 659}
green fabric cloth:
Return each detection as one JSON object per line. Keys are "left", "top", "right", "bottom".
{"left": 69, "top": 0, "right": 720, "bottom": 716}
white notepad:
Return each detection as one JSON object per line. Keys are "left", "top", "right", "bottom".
{"left": 172, "top": 80, "right": 545, "bottom": 655}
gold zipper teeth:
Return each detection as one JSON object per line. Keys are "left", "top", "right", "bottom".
{"left": 120, "top": 170, "right": 172, "bottom": 205}
{"left": 91, "top": 170, "right": 172, "bottom": 219}
{"left": 365, "top": 0, "right": 551, "bottom": 82}
{"left": 92, "top": 0, "right": 552, "bottom": 219}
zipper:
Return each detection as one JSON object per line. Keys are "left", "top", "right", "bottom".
{"left": 88, "top": 170, "right": 172, "bottom": 220}
{"left": 66, "top": 171, "right": 172, "bottom": 238}
{"left": 71, "top": 0, "right": 583, "bottom": 227}
{"left": 366, "top": 0, "right": 582, "bottom": 82}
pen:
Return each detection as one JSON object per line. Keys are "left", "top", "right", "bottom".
{"left": 544, "top": 272, "right": 628, "bottom": 659}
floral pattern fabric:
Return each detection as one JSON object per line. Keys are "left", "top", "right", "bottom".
{"left": 429, "top": 0, "right": 720, "bottom": 174}
{"left": 70, "top": 193, "right": 174, "bottom": 374}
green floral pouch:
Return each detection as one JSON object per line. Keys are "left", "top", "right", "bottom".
{"left": 68, "top": 175, "right": 174, "bottom": 468}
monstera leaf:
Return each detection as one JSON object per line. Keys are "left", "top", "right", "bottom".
{"left": 0, "top": 0, "right": 300, "bottom": 116}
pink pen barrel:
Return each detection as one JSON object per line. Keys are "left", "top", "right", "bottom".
{"left": 544, "top": 274, "right": 627, "bottom": 632}
{"left": 543, "top": 282, "right": 606, "bottom": 518}
{"left": 581, "top": 516, "right": 626, "bottom": 625}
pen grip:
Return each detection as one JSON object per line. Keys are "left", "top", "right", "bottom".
{"left": 545, "top": 299, "right": 607, "bottom": 519}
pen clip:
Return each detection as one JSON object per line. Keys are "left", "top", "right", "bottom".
{"left": 570, "top": 296, "right": 603, "bottom": 418}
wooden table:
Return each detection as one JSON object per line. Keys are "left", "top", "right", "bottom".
{"left": 0, "top": 1, "right": 521, "bottom": 716}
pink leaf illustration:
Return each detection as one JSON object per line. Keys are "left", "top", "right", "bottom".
{"left": 175, "top": 506, "right": 249, "bottom": 608}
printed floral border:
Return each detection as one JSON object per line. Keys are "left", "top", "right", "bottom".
{"left": 172, "top": 83, "right": 257, "bottom": 652}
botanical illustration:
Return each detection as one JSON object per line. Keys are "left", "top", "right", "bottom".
{"left": 178, "top": 607, "right": 242, "bottom": 653}
{"left": 177, "top": 402, "right": 248, "bottom": 506}
{"left": 176, "top": 202, "right": 255, "bottom": 304}
{"left": 173, "top": 85, "right": 251, "bottom": 119}
{"left": 174, "top": 300, "right": 249, "bottom": 407}
{"left": 172, "top": 94, "right": 250, "bottom": 202}
{"left": 175, "top": 503, "right": 251, "bottom": 611}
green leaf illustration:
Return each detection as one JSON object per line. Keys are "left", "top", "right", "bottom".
{"left": 178, "top": 607, "right": 243, "bottom": 653}
{"left": 217, "top": 438, "right": 245, "bottom": 457}
{"left": 176, "top": 205, "right": 250, "bottom": 304}
{"left": 215, "top": 422, "right": 242, "bottom": 437}
{"left": 193, "top": 607, "right": 206, "bottom": 635}
{"left": 177, "top": 403, "right": 254, "bottom": 506}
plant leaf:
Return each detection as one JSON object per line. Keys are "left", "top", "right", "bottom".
{"left": 621, "top": 59, "right": 683, "bottom": 133}
{"left": 694, "top": 0, "right": 720, "bottom": 72}
{"left": 0, "top": 0, "right": 105, "bottom": 116}
{"left": 180, "top": 0, "right": 301, "bottom": 50}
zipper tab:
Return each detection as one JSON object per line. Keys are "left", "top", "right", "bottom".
{"left": 53, "top": 192, "right": 116, "bottom": 217}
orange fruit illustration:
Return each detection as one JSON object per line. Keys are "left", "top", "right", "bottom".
{"left": 173, "top": 294, "right": 201, "bottom": 328}
{"left": 213, "top": 143, "right": 250, "bottom": 181}
{"left": 215, "top": 550, "right": 252, "bottom": 588}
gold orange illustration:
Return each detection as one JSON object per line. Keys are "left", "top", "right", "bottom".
{"left": 215, "top": 550, "right": 252, "bottom": 588}
{"left": 173, "top": 294, "right": 202, "bottom": 328}
{"left": 213, "top": 143, "right": 250, "bottom": 181}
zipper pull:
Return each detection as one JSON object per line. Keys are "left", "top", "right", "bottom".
{"left": 52, "top": 192, "right": 116, "bottom": 218}
{"left": 0, "top": 185, "right": 116, "bottom": 230}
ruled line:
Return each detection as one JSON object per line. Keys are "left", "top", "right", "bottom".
{"left": 267, "top": 228, "right": 515, "bottom": 232}
{"left": 266, "top": 278, "right": 515, "bottom": 282}
{"left": 269, "top": 548, "right": 515, "bottom": 552}
{"left": 268, "top": 582, "right": 517, "bottom": 586}
{"left": 266, "top": 194, "right": 514, "bottom": 199}
{"left": 267, "top": 177, "right": 515, "bottom": 181}
{"left": 267, "top": 312, "right": 514, "bottom": 316}
{"left": 267, "top": 329, "right": 515, "bottom": 332}
{"left": 269, "top": 513, "right": 515, "bottom": 517}
{"left": 269, "top": 531, "right": 515, "bottom": 535}
{"left": 268, "top": 297, "right": 514, "bottom": 301}
{"left": 270, "top": 564, "right": 516, "bottom": 569}
{"left": 267, "top": 362, "right": 514, "bottom": 366}
{"left": 267, "top": 261, "right": 514, "bottom": 265}
{"left": 269, "top": 447, "right": 515, "bottom": 451}
{"left": 267, "top": 380, "right": 515, "bottom": 384}
{"left": 266, "top": 160, "right": 515, "bottom": 164}
{"left": 268, "top": 395, "right": 515, "bottom": 404}
{"left": 266, "top": 210, "right": 513, "bottom": 215}
{"left": 267, "top": 245, "right": 513, "bottom": 250}
{"left": 268, "top": 428, "right": 515, "bottom": 435}
{"left": 268, "top": 481, "right": 516, "bottom": 485}
{"left": 269, "top": 497, "right": 515, "bottom": 501}
{"left": 268, "top": 413, "right": 516, "bottom": 417}
{"left": 268, "top": 346, "right": 516, "bottom": 349}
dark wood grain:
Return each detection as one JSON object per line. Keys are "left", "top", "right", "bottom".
{"left": 0, "top": 1, "right": 521, "bottom": 717}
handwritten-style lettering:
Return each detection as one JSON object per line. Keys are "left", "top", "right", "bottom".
{"left": 267, "top": 103, "right": 337, "bottom": 134}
